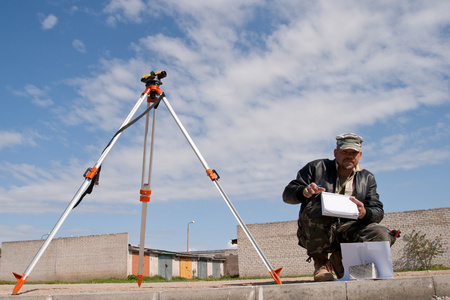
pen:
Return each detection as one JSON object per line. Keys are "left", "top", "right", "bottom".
{"left": 309, "top": 185, "right": 322, "bottom": 188}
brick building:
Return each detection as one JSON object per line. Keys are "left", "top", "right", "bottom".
{"left": 0, "top": 233, "right": 225, "bottom": 282}
{"left": 237, "top": 207, "right": 450, "bottom": 277}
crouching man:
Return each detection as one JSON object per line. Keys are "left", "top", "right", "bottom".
{"left": 282, "top": 133, "right": 397, "bottom": 281}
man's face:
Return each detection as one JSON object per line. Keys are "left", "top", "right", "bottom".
{"left": 334, "top": 148, "right": 362, "bottom": 170}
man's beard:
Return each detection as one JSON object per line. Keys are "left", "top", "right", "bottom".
{"left": 340, "top": 160, "right": 355, "bottom": 170}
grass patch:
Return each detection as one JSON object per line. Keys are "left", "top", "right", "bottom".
{"left": 394, "top": 265, "right": 450, "bottom": 273}
{"left": 0, "top": 275, "right": 241, "bottom": 285}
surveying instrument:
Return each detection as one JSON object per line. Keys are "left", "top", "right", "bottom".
{"left": 12, "top": 71, "right": 282, "bottom": 295}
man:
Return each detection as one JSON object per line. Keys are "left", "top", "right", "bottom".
{"left": 282, "top": 133, "right": 397, "bottom": 281}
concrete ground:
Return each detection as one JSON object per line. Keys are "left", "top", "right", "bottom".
{"left": 0, "top": 271, "right": 449, "bottom": 299}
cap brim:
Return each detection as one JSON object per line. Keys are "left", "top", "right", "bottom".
{"left": 339, "top": 144, "right": 361, "bottom": 152}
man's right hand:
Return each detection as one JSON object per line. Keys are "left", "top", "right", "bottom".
{"left": 302, "top": 183, "right": 326, "bottom": 198}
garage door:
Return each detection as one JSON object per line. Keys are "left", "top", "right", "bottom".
{"left": 158, "top": 255, "right": 172, "bottom": 280}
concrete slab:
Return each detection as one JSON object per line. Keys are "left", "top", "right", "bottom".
{"left": 159, "top": 286, "right": 256, "bottom": 300}
{"left": 0, "top": 275, "right": 448, "bottom": 300}
{"left": 1, "top": 291, "right": 160, "bottom": 300}
{"left": 256, "top": 281, "right": 347, "bottom": 300}
{"left": 53, "top": 291, "right": 160, "bottom": 300}
{"left": 434, "top": 275, "right": 450, "bottom": 297}
{"left": 346, "top": 276, "right": 435, "bottom": 300}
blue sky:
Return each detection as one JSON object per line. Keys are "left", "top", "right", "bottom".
{"left": 1, "top": 1, "right": 450, "bottom": 254}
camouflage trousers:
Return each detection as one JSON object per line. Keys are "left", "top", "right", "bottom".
{"left": 298, "top": 198, "right": 395, "bottom": 258}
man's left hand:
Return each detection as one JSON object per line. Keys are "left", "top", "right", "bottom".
{"left": 350, "top": 197, "right": 366, "bottom": 219}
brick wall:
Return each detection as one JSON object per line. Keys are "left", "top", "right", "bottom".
{"left": 1, "top": 207, "right": 448, "bottom": 281}
{"left": 0, "top": 232, "right": 129, "bottom": 282}
{"left": 237, "top": 207, "right": 450, "bottom": 277}
{"left": 382, "top": 208, "right": 450, "bottom": 269}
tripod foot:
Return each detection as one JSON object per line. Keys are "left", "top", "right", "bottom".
{"left": 12, "top": 272, "right": 28, "bottom": 295}
{"left": 137, "top": 274, "right": 143, "bottom": 287}
{"left": 270, "top": 267, "right": 283, "bottom": 284}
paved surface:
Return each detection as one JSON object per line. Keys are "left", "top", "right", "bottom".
{"left": 0, "top": 271, "right": 449, "bottom": 299}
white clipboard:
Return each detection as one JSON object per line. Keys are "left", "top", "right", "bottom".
{"left": 321, "top": 192, "right": 359, "bottom": 219}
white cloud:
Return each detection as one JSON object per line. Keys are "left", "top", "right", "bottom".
{"left": 0, "top": 224, "right": 45, "bottom": 244}
{"left": 103, "top": 0, "right": 148, "bottom": 25}
{"left": 63, "top": 58, "right": 146, "bottom": 130}
{"left": 0, "top": 137, "right": 212, "bottom": 215}
{"left": 6, "top": 1, "right": 448, "bottom": 216}
{"left": 364, "top": 123, "right": 450, "bottom": 172}
{"left": 72, "top": 39, "right": 86, "bottom": 53}
{"left": 0, "top": 160, "right": 91, "bottom": 214}
{"left": 131, "top": 1, "right": 449, "bottom": 154}
{"left": 373, "top": 148, "right": 450, "bottom": 172}
{"left": 0, "top": 223, "right": 96, "bottom": 244}
{"left": 0, "top": 131, "right": 25, "bottom": 149}
{"left": 67, "top": 2, "right": 449, "bottom": 198}
{"left": 40, "top": 13, "right": 58, "bottom": 30}
{"left": 0, "top": 130, "right": 39, "bottom": 150}
{"left": 13, "top": 84, "right": 54, "bottom": 107}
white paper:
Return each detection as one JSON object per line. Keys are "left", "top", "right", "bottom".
{"left": 340, "top": 241, "right": 394, "bottom": 280}
{"left": 321, "top": 192, "right": 359, "bottom": 219}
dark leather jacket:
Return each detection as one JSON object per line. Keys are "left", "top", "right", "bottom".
{"left": 283, "top": 158, "right": 384, "bottom": 224}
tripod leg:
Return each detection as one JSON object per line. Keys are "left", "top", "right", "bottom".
{"left": 161, "top": 96, "right": 282, "bottom": 284}
{"left": 137, "top": 102, "right": 157, "bottom": 286}
{"left": 12, "top": 91, "right": 151, "bottom": 295}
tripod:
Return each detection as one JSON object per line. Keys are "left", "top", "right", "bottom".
{"left": 12, "top": 71, "right": 282, "bottom": 295}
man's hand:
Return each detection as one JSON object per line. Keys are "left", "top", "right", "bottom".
{"left": 350, "top": 197, "right": 366, "bottom": 219}
{"left": 303, "top": 183, "right": 326, "bottom": 198}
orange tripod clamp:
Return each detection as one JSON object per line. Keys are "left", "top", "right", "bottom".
{"left": 84, "top": 167, "right": 99, "bottom": 179}
{"left": 140, "top": 189, "right": 151, "bottom": 202}
{"left": 206, "top": 169, "right": 219, "bottom": 181}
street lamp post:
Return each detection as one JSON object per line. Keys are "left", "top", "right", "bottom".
{"left": 187, "top": 221, "right": 195, "bottom": 253}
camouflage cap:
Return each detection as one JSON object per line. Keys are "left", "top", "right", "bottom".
{"left": 336, "top": 133, "right": 364, "bottom": 152}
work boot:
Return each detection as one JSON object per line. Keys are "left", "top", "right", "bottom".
{"left": 313, "top": 256, "right": 334, "bottom": 281}
{"left": 329, "top": 251, "right": 344, "bottom": 279}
